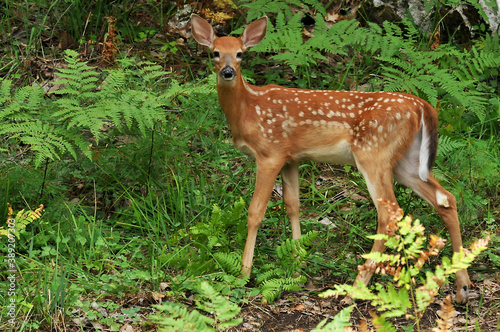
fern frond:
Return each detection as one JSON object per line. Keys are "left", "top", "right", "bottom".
{"left": 241, "top": 0, "right": 327, "bottom": 21}
{"left": 52, "top": 50, "right": 100, "bottom": 99}
{"left": 276, "top": 231, "right": 318, "bottom": 258}
{"left": 0, "top": 79, "right": 13, "bottom": 104}
{"left": 0, "top": 84, "right": 44, "bottom": 122}
{"left": 437, "top": 136, "right": 467, "bottom": 155}
{"left": 260, "top": 275, "right": 307, "bottom": 302}
{"left": 213, "top": 252, "right": 241, "bottom": 276}
{"left": 1, "top": 120, "right": 79, "bottom": 166}
{"left": 301, "top": 0, "right": 328, "bottom": 16}
{"left": 311, "top": 305, "right": 354, "bottom": 332}
{"left": 432, "top": 295, "right": 455, "bottom": 332}
{"left": 152, "top": 302, "right": 215, "bottom": 332}
{"left": 195, "top": 281, "right": 242, "bottom": 329}
{"left": 255, "top": 266, "right": 281, "bottom": 285}
{"left": 253, "top": 11, "right": 304, "bottom": 55}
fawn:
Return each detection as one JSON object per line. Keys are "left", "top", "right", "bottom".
{"left": 190, "top": 14, "right": 471, "bottom": 303}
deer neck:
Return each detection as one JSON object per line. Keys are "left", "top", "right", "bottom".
{"left": 216, "top": 73, "right": 251, "bottom": 136}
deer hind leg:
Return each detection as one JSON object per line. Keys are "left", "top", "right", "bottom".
{"left": 241, "top": 157, "right": 285, "bottom": 277}
{"left": 394, "top": 165, "right": 471, "bottom": 303}
{"left": 281, "top": 160, "right": 301, "bottom": 240}
{"left": 353, "top": 161, "right": 400, "bottom": 287}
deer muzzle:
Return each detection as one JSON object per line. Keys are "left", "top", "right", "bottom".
{"left": 220, "top": 66, "right": 236, "bottom": 81}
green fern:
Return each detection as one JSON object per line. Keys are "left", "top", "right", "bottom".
{"left": 311, "top": 305, "right": 354, "bottom": 331}
{"left": 320, "top": 213, "right": 490, "bottom": 330}
{"left": 276, "top": 230, "right": 318, "bottom": 261}
{"left": 241, "top": 0, "right": 326, "bottom": 22}
{"left": 194, "top": 281, "right": 243, "bottom": 330}
{"left": 162, "top": 198, "right": 247, "bottom": 278}
{"left": 256, "top": 231, "right": 318, "bottom": 302}
{"left": 437, "top": 135, "right": 467, "bottom": 155}
{"left": 52, "top": 49, "right": 100, "bottom": 100}
{"left": 1, "top": 49, "right": 180, "bottom": 166}
{"left": 213, "top": 252, "right": 242, "bottom": 276}
{"left": 52, "top": 50, "right": 171, "bottom": 139}
{"left": 0, "top": 81, "right": 86, "bottom": 166}
{"left": 188, "top": 198, "right": 246, "bottom": 252}
{"left": 260, "top": 275, "right": 307, "bottom": 303}
{"left": 151, "top": 302, "right": 215, "bottom": 332}
{"left": 151, "top": 281, "right": 242, "bottom": 332}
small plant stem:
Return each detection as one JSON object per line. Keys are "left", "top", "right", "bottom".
{"left": 39, "top": 158, "right": 50, "bottom": 200}
{"left": 147, "top": 123, "right": 156, "bottom": 181}
{"left": 409, "top": 284, "right": 421, "bottom": 332}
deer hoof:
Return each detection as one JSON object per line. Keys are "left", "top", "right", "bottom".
{"left": 340, "top": 296, "right": 354, "bottom": 306}
{"left": 454, "top": 284, "right": 469, "bottom": 304}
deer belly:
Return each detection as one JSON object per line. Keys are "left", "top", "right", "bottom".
{"left": 294, "top": 140, "right": 355, "bottom": 165}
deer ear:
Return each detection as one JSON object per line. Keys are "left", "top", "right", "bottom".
{"left": 241, "top": 16, "right": 267, "bottom": 50}
{"left": 191, "top": 14, "right": 216, "bottom": 48}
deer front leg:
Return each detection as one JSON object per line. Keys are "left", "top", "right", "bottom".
{"left": 241, "top": 158, "right": 285, "bottom": 277}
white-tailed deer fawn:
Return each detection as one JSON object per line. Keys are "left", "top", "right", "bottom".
{"left": 190, "top": 14, "right": 471, "bottom": 303}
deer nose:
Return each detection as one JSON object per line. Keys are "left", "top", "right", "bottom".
{"left": 220, "top": 66, "right": 236, "bottom": 80}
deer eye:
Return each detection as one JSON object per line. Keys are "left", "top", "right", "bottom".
{"left": 236, "top": 52, "right": 243, "bottom": 59}
{"left": 213, "top": 51, "right": 220, "bottom": 58}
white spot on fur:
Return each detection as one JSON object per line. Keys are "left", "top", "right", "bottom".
{"left": 436, "top": 191, "right": 450, "bottom": 207}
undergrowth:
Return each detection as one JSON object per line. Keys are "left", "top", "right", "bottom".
{"left": 318, "top": 202, "right": 490, "bottom": 331}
